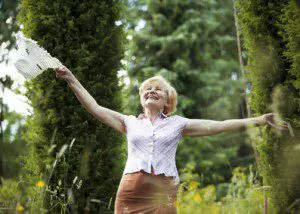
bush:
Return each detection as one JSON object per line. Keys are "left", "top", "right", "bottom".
{"left": 177, "top": 164, "right": 276, "bottom": 213}
{"left": 0, "top": 178, "right": 20, "bottom": 207}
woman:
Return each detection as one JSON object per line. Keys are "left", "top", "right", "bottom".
{"left": 55, "top": 66, "right": 288, "bottom": 213}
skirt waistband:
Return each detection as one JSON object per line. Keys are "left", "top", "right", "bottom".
{"left": 123, "top": 170, "right": 176, "bottom": 182}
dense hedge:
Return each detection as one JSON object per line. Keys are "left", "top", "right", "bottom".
{"left": 236, "top": 0, "right": 300, "bottom": 212}
{"left": 18, "top": 0, "right": 126, "bottom": 212}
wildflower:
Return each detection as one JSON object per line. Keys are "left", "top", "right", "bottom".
{"left": 194, "top": 193, "right": 202, "bottom": 202}
{"left": 188, "top": 181, "right": 198, "bottom": 190}
{"left": 16, "top": 203, "right": 25, "bottom": 212}
{"left": 36, "top": 180, "right": 45, "bottom": 187}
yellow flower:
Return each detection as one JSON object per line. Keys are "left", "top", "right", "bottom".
{"left": 194, "top": 193, "right": 202, "bottom": 202}
{"left": 16, "top": 203, "right": 25, "bottom": 212}
{"left": 188, "top": 181, "right": 198, "bottom": 190}
{"left": 36, "top": 180, "right": 45, "bottom": 187}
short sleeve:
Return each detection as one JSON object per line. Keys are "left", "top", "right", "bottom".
{"left": 123, "top": 115, "right": 136, "bottom": 134}
{"left": 173, "top": 115, "right": 189, "bottom": 139}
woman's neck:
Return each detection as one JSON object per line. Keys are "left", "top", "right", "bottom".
{"left": 144, "top": 108, "right": 162, "bottom": 121}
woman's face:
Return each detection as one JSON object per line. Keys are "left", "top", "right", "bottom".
{"left": 140, "top": 83, "right": 168, "bottom": 112}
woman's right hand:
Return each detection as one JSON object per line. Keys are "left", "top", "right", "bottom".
{"left": 55, "top": 66, "right": 75, "bottom": 82}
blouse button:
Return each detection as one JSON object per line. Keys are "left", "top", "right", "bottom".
{"left": 149, "top": 141, "right": 153, "bottom": 153}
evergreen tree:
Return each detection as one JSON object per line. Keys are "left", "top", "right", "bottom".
{"left": 125, "top": 0, "right": 253, "bottom": 186}
{"left": 18, "top": 0, "right": 126, "bottom": 212}
{"left": 0, "top": 0, "right": 22, "bottom": 177}
{"left": 0, "top": 75, "right": 26, "bottom": 178}
{"left": 0, "top": 0, "right": 19, "bottom": 63}
{"left": 236, "top": 0, "right": 300, "bottom": 211}
{"left": 0, "top": 102, "right": 25, "bottom": 178}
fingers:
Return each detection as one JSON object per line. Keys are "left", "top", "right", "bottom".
{"left": 60, "top": 66, "right": 67, "bottom": 71}
{"left": 55, "top": 66, "right": 69, "bottom": 77}
{"left": 267, "top": 120, "right": 289, "bottom": 131}
{"left": 54, "top": 66, "right": 73, "bottom": 82}
{"left": 55, "top": 65, "right": 67, "bottom": 72}
{"left": 55, "top": 68, "right": 67, "bottom": 79}
{"left": 266, "top": 121, "right": 277, "bottom": 128}
{"left": 280, "top": 121, "right": 290, "bottom": 131}
{"left": 264, "top": 113, "right": 289, "bottom": 131}
{"left": 277, "top": 125, "right": 289, "bottom": 131}
{"left": 55, "top": 69, "right": 63, "bottom": 76}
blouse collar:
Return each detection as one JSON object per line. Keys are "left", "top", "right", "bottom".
{"left": 138, "top": 112, "right": 168, "bottom": 120}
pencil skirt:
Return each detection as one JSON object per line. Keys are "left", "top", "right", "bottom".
{"left": 114, "top": 170, "right": 178, "bottom": 214}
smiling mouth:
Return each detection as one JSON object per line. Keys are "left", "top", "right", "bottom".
{"left": 147, "top": 95, "right": 158, "bottom": 100}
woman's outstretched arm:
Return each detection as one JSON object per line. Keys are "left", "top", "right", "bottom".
{"left": 55, "top": 66, "right": 125, "bottom": 133}
{"left": 183, "top": 113, "right": 288, "bottom": 137}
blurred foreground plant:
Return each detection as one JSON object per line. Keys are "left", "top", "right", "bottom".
{"left": 177, "top": 164, "right": 276, "bottom": 214}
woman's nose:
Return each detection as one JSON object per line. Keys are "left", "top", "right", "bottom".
{"left": 150, "top": 88, "right": 156, "bottom": 93}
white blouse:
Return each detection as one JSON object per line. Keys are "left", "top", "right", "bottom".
{"left": 122, "top": 112, "right": 188, "bottom": 185}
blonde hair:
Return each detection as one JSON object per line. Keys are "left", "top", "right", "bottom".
{"left": 139, "top": 76, "right": 177, "bottom": 115}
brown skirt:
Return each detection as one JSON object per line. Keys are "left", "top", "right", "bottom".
{"left": 114, "top": 169, "right": 178, "bottom": 214}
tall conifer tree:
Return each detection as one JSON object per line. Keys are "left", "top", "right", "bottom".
{"left": 236, "top": 0, "right": 300, "bottom": 211}
{"left": 18, "top": 0, "right": 125, "bottom": 212}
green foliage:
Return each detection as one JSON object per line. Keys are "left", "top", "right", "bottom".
{"left": 281, "top": 1, "right": 300, "bottom": 93}
{"left": 0, "top": 105, "right": 25, "bottom": 178}
{"left": 0, "top": 76, "right": 26, "bottom": 178}
{"left": 0, "top": 0, "right": 19, "bottom": 63}
{"left": 178, "top": 165, "right": 276, "bottom": 213}
{"left": 18, "top": 0, "right": 126, "bottom": 212}
{"left": 125, "top": 0, "right": 253, "bottom": 187}
{"left": 236, "top": 0, "right": 300, "bottom": 211}
{"left": 0, "top": 178, "right": 20, "bottom": 207}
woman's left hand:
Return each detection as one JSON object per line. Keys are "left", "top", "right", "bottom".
{"left": 261, "top": 113, "right": 289, "bottom": 131}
